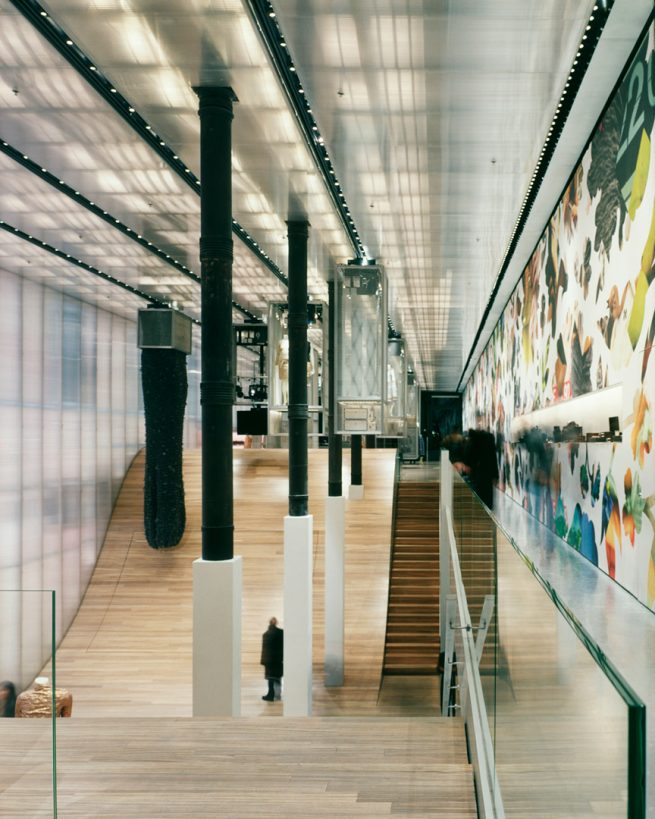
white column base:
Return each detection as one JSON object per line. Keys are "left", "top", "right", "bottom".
{"left": 284, "top": 515, "right": 313, "bottom": 716}
{"left": 348, "top": 484, "right": 364, "bottom": 500}
{"left": 324, "top": 496, "right": 345, "bottom": 686}
{"left": 193, "top": 556, "right": 242, "bottom": 716}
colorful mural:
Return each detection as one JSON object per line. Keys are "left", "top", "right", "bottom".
{"left": 464, "top": 21, "right": 655, "bottom": 610}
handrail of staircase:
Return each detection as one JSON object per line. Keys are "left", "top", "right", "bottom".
{"left": 444, "top": 466, "right": 646, "bottom": 819}
{"left": 379, "top": 449, "right": 403, "bottom": 685}
{"left": 444, "top": 505, "right": 503, "bottom": 819}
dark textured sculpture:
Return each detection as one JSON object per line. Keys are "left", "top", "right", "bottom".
{"left": 141, "top": 348, "right": 187, "bottom": 548}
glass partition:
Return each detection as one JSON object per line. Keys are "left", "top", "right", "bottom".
{"left": 447, "top": 469, "right": 646, "bottom": 818}
{"left": 398, "top": 375, "right": 419, "bottom": 461}
{"left": 382, "top": 338, "right": 406, "bottom": 437}
{"left": 334, "top": 264, "right": 386, "bottom": 434}
{"left": 267, "top": 301, "right": 325, "bottom": 437}
{"left": 0, "top": 590, "right": 57, "bottom": 817}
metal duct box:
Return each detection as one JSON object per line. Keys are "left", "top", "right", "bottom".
{"left": 138, "top": 309, "right": 192, "bottom": 354}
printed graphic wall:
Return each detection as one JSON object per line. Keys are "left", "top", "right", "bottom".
{"left": 464, "top": 21, "right": 655, "bottom": 610}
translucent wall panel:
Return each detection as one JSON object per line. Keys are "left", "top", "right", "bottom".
{"left": 0, "top": 266, "right": 148, "bottom": 687}
{"left": 184, "top": 327, "right": 201, "bottom": 449}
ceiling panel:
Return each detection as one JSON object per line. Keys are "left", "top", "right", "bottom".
{"left": 0, "top": 0, "right": 650, "bottom": 391}
{"left": 0, "top": 227, "right": 148, "bottom": 319}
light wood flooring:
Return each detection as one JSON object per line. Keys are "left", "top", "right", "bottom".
{"left": 48, "top": 449, "right": 402, "bottom": 717}
{"left": 3, "top": 448, "right": 476, "bottom": 818}
{"left": 1, "top": 716, "right": 475, "bottom": 818}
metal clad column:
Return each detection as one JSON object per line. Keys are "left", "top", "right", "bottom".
{"left": 195, "top": 85, "right": 237, "bottom": 561}
{"left": 284, "top": 219, "right": 313, "bottom": 715}
{"left": 287, "top": 220, "right": 310, "bottom": 517}
{"left": 349, "top": 434, "right": 364, "bottom": 499}
{"left": 192, "top": 86, "right": 241, "bottom": 717}
{"left": 328, "top": 282, "right": 342, "bottom": 499}
{"left": 325, "top": 280, "right": 345, "bottom": 685}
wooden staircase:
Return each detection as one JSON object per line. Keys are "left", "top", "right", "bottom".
{"left": 452, "top": 481, "right": 497, "bottom": 673}
{"left": 383, "top": 476, "right": 441, "bottom": 675}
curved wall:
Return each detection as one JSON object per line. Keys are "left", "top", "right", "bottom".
{"left": 0, "top": 267, "right": 201, "bottom": 688}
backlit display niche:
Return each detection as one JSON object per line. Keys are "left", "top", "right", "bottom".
{"left": 267, "top": 301, "right": 325, "bottom": 437}
{"left": 399, "top": 370, "right": 420, "bottom": 460}
{"left": 383, "top": 338, "right": 407, "bottom": 437}
{"left": 334, "top": 264, "right": 387, "bottom": 434}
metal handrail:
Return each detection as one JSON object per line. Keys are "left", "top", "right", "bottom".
{"left": 445, "top": 506, "right": 504, "bottom": 819}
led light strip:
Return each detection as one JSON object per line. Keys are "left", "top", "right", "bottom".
{"left": 0, "top": 218, "right": 177, "bottom": 309}
{"left": 8, "top": 0, "right": 289, "bottom": 288}
{"left": 244, "top": 0, "right": 366, "bottom": 259}
{"left": 0, "top": 137, "right": 200, "bottom": 282}
{"left": 457, "top": 0, "right": 617, "bottom": 391}
{"left": 0, "top": 219, "right": 260, "bottom": 323}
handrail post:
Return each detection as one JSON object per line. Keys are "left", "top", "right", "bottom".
{"left": 439, "top": 448, "right": 452, "bottom": 653}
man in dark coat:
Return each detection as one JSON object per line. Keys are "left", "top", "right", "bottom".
{"left": 260, "top": 617, "right": 283, "bottom": 701}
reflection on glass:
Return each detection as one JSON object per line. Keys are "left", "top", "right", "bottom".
{"left": 0, "top": 590, "right": 57, "bottom": 817}
{"left": 448, "top": 471, "right": 642, "bottom": 817}
{"left": 382, "top": 338, "right": 407, "bottom": 437}
{"left": 495, "top": 525, "right": 630, "bottom": 816}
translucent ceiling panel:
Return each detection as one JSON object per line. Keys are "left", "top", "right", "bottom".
{"left": 0, "top": 0, "right": 344, "bottom": 321}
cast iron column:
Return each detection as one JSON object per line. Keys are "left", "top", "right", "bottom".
{"left": 328, "top": 280, "right": 342, "bottom": 497}
{"left": 287, "top": 220, "right": 310, "bottom": 516}
{"left": 351, "top": 434, "right": 362, "bottom": 486}
{"left": 195, "top": 85, "right": 237, "bottom": 560}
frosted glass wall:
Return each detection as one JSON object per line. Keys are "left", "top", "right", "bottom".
{"left": 0, "top": 269, "right": 152, "bottom": 689}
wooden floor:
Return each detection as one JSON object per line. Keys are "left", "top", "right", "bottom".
{"left": 1, "top": 716, "right": 475, "bottom": 818}
{"left": 48, "top": 448, "right": 402, "bottom": 717}
{"left": 6, "top": 448, "right": 476, "bottom": 818}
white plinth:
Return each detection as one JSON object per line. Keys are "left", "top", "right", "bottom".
{"left": 193, "top": 556, "right": 242, "bottom": 716}
{"left": 283, "top": 514, "right": 313, "bottom": 716}
{"left": 348, "top": 484, "right": 364, "bottom": 500}
{"left": 324, "top": 496, "right": 345, "bottom": 686}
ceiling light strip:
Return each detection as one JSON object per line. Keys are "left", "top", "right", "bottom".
{"left": 243, "top": 0, "right": 365, "bottom": 258}
{"left": 0, "top": 137, "right": 201, "bottom": 283}
{"left": 0, "top": 218, "right": 174, "bottom": 309}
{"left": 0, "top": 219, "right": 259, "bottom": 323}
{"left": 457, "top": 0, "right": 616, "bottom": 392}
{"left": 8, "top": 0, "right": 288, "bottom": 289}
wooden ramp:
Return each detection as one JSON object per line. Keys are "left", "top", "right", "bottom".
{"left": 0, "top": 716, "right": 476, "bottom": 818}
{"left": 13, "top": 450, "right": 477, "bottom": 818}
{"left": 383, "top": 466, "right": 440, "bottom": 675}
{"left": 47, "top": 448, "right": 400, "bottom": 717}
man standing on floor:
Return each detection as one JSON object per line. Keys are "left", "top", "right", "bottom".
{"left": 261, "top": 617, "right": 283, "bottom": 701}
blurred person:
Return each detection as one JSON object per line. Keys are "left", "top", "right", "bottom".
{"left": 0, "top": 681, "right": 17, "bottom": 717}
{"left": 260, "top": 617, "right": 283, "bottom": 702}
{"left": 463, "top": 414, "right": 499, "bottom": 509}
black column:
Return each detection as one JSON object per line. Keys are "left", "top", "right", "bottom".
{"left": 194, "top": 86, "right": 237, "bottom": 561}
{"left": 328, "top": 281, "right": 342, "bottom": 497}
{"left": 287, "top": 220, "right": 310, "bottom": 516}
{"left": 351, "top": 434, "right": 362, "bottom": 486}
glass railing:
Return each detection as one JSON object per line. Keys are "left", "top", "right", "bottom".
{"left": 444, "top": 468, "right": 646, "bottom": 818}
{"left": 0, "top": 590, "right": 57, "bottom": 817}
